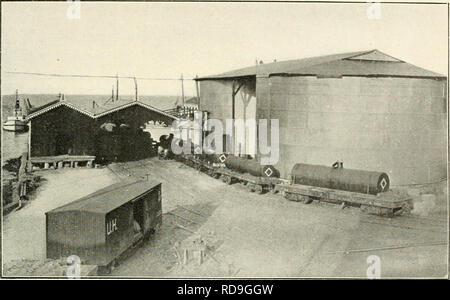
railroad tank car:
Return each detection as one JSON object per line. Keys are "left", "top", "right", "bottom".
{"left": 224, "top": 156, "right": 280, "bottom": 178}
{"left": 46, "top": 180, "right": 162, "bottom": 273}
{"left": 291, "top": 163, "right": 389, "bottom": 195}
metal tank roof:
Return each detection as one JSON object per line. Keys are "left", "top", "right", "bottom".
{"left": 196, "top": 49, "right": 446, "bottom": 80}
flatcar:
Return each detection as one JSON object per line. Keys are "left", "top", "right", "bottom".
{"left": 176, "top": 151, "right": 281, "bottom": 193}
{"left": 172, "top": 149, "right": 411, "bottom": 217}
{"left": 46, "top": 179, "right": 162, "bottom": 273}
{"left": 275, "top": 162, "right": 410, "bottom": 217}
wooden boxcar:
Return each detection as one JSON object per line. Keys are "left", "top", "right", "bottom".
{"left": 46, "top": 179, "right": 162, "bottom": 268}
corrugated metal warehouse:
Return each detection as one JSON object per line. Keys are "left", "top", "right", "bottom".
{"left": 26, "top": 98, "right": 177, "bottom": 162}
{"left": 196, "top": 50, "right": 447, "bottom": 185}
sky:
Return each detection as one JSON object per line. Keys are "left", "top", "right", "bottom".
{"left": 1, "top": 1, "right": 448, "bottom": 96}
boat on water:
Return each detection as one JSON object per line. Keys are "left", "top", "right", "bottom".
{"left": 3, "top": 115, "right": 27, "bottom": 132}
{"left": 3, "top": 90, "right": 28, "bottom": 132}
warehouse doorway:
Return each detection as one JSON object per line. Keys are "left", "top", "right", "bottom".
{"left": 55, "top": 132, "right": 74, "bottom": 155}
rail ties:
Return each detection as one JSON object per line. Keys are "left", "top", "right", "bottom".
{"left": 165, "top": 205, "right": 211, "bottom": 234}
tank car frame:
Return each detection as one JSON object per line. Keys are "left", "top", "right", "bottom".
{"left": 173, "top": 152, "right": 412, "bottom": 217}
{"left": 215, "top": 167, "right": 281, "bottom": 194}
{"left": 274, "top": 182, "right": 412, "bottom": 217}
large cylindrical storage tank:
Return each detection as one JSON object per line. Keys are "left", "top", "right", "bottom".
{"left": 291, "top": 163, "right": 390, "bottom": 195}
{"left": 257, "top": 75, "right": 447, "bottom": 185}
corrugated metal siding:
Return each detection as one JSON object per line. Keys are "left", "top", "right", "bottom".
{"left": 46, "top": 210, "right": 105, "bottom": 262}
{"left": 199, "top": 80, "right": 233, "bottom": 123}
{"left": 46, "top": 182, "right": 162, "bottom": 266}
{"left": 257, "top": 76, "right": 447, "bottom": 185}
{"left": 104, "top": 203, "right": 134, "bottom": 266}
{"left": 200, "top": 79, "right": 258, "bottom": 154}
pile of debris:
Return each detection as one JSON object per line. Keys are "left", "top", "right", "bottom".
{"left": 3, "top": 258, "right": 98, "bottom": 277}
{"left": 2, "top": 153, "right": 44, "bottom": 215}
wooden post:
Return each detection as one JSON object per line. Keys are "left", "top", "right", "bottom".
{"left": 28, "top": 121, "right": 32, "bottom": 161}
{"left": 231, "top": 81, "right": 244, "bottom": 155}
{"left": 232, "top": 83, "right": 236, "bottom": 155}
{"left": 198, "top": 250, "right": 203, "bottom": 265}
{"left": 183, "top": 249, "right": 188, "bottom": 265}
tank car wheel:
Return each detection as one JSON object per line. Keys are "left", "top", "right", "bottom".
{"left": 379, "top": 208, "right": 394, "bottom": 218}
{"left": 269, "top": 185, "right": 277, "bottom": 194}
{"left": 255, "top": 185, "right": 263, "bottom": 194}
{"left": 224, "top": 176, "right": 232, "bottom": 185}
{"left": 302, "top": 195, "right": 313, "bottom": 204}
{"left": 248, "top": 184, "right": 255, "bottom": 192}
{"left": 360, "top": 205, "right": 394, "bottom": 218}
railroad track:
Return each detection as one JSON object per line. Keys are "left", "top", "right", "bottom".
{"left": 399, "top": 214, "right": 448, "bottom": 225}
{"left": 165, "top": 205, "right": 211, "bottom": 232}
{"left": 112, "top": 160, "right": 447, "bottom": 235}
{"left": 111, "top": 162, "right": 150, "bottom": 180}
{"left": 358, "top": 213, "right": 447, "bottom": 234}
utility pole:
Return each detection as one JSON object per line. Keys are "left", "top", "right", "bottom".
{"left": 181, "top": 73, "right": 185, "bottom": 107}
{"left": 15, "top": 89, "right": 19, "bottom": 117}
{"left": 134, "top": 77, "right": 138, "bottom": 101}
{"left": 195, "top": 75, "right": 200, "bottom": 108}
{"left": 112, "top": 85, "right": 115, "bottom": 101}
{"left": 116, "top": 73, "right": 119, "bottom": 102}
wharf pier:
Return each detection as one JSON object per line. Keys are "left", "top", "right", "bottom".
{"left": 29, "top": 155, "right": 96, "bottom": 170}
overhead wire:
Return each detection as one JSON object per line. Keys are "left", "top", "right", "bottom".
{"left": 5, "top": 71, "right": 197, "bottom": 81}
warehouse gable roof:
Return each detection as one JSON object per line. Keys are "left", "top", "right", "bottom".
{"left": 345, "top": 50, "right": 403, "bottom": 62}
{"left": 48, "top": 180, "right": 160, "bottom": 214}
{"left": 26, "top": 98, "right": 178, "bottom": 121}
{"left": 196, "top": 49, "right": 445, "bottom": 80}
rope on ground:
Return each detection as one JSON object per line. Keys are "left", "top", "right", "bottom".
{"left": 177, "top": 205, "right": 208, "bottom": 218}
{"left": 167, "top": 211, "right": 201, "bottom": 225}
{"left": 175, "top": 223, "right": 196, "bottom": 234}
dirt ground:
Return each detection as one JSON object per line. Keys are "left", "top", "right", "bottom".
{"left": 2, "top": 168, "right": 117, "bottom": 275}
{"left": 109, "top": 158, "right": 448, "bottom": 278}
{"left": 2, "top": 158, "right": 447, "bottom": 278}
